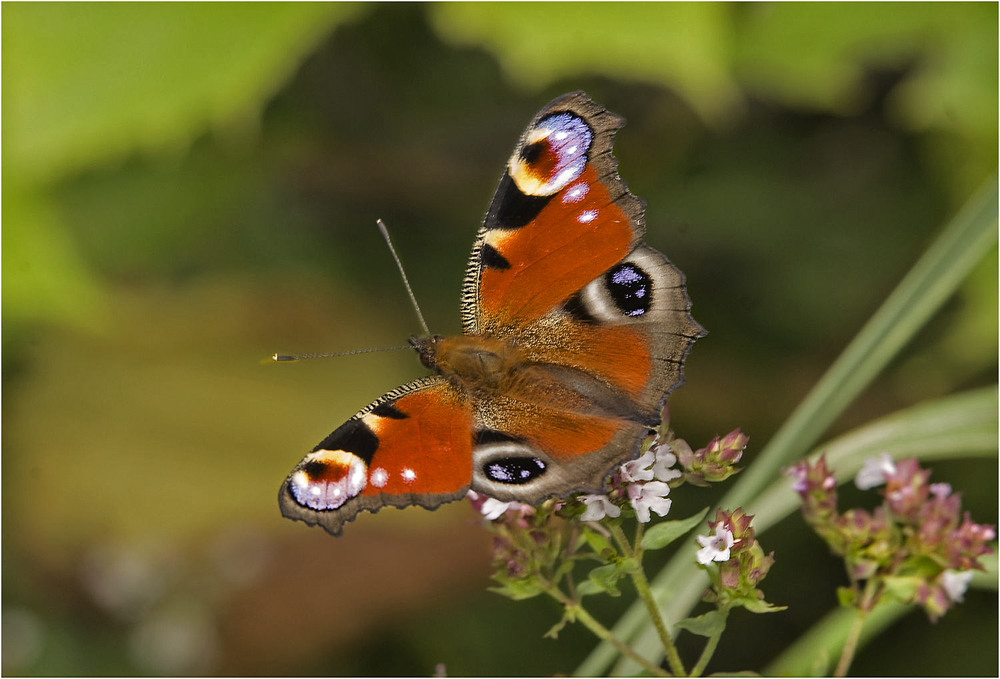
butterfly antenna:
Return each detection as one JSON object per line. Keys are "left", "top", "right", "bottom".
{"left": 266, "top": 345, "right": 409, "bottom": 364}
{"left": 377, "top": 218, "right": 431, "bottom": 337}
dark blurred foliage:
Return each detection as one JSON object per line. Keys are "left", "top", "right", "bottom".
{"left": 3, "top": 3, "right": 996, "bottom": 676}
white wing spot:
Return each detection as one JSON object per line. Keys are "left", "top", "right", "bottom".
{"left": 562, "top": 183, "right": 588, "bottom": 204}
{"left": 578, "top": 209, "right": 598, "bottom": 223}
{"left": 401, "top": 468, "right": 417, "bottom": 483}
{"left": 370, "top": 467, "right": 388, "bottom": 488}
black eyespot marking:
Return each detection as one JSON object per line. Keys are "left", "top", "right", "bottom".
{"left": 606, "top": 263, "right": 653, "bottom": 317}
{"left": 371, "top": 401, "right": 408, "bottom": 419}
{"left": 312, "top": 418, "right": 378, "bottom": 464}
{"left": 484, "top": 457, "right": 547, "bottom": 484}
{"left": 485, "top": 173, "right": 552, "bottom": 230}
{"left": 480, "top": 243, "right": 511, "bottom": 270}
{"left": 520, "top": 140, "right": 545, "bottom": 165}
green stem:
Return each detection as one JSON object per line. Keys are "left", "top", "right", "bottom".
{"left": 834, "top": 608, "right": 867, "bottom": 678}
{"left": 610, "top": 524, "right": 687, "bottom": 677}
{"left": 545, "top": 584, "right": 670, "bottom": 677}
{"left": 835, "top": 580, "right": 877, "bottom": 677}
{"left": 688, "top": 607, "right": 728, "bottom": 677}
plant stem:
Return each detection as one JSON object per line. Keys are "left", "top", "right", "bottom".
{"left": 545, "top": 584, "right": 670, "bottom": 677}
{"left": 688, "top": 608, "right": 728, "bottom": 677}
{"left": 610, "top": 524, "right": 687, "bottom": 676}
{"left": 835, "top": 580, "right": 877, "bottom": 677}
{"left": 834, "top": 607, "right": 867, "bottom": 678}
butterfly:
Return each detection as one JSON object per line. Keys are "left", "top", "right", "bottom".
{"left": 279, "top": 91, "right": 704, "bottom": 536}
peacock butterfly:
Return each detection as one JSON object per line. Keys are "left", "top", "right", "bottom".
{"left": 279, "top": 92, "right": 704, "bottom": 535}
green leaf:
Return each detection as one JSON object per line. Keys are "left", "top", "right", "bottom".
{"left": 429, "top": 3, "right": 739, "bottom": 125}
{"left": 736, "top": 597, "right": 787, "bottom": 615}
{"left": 575, "top": 580, "right": 606, "bottom": 598}
{"left": 3, "top": 3, "right": 359, "bottom": 184}
{"left": 882, "top": 576, "right": 920, "bottom": 603}
{"left": 587, "top": 564, "right": 624, "bottom": 597}
{"left": 675, "top": 610, "right": 726, "bottom": 638}
{"left": 640, "top": 507, "right": 710, "bottom": 551}
{"left": 583, "top": 527, "right": 615, "bottom": 556}
{"left": 489, "top": 577, "right": 545, "bottom": 601}
{"left": 836, "top": 587, "right": 857, "bottom": 608}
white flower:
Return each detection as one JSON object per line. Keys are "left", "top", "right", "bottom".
{"left": 696, "top": 524, "right": 737, "bottom": 565}
{"left": 621, "top": 449, "right": 656, "bottom": 483}
{"left": 580, "top": 494, "right": 621, "bottom": 521}
{"left": 628, "top": 481, "right": 672, "bottom": 523}
{"left": 941, "top": 570, "right": 974, "bottom": 603}
{"left": 854, "top": 451, "right": 896, "bottom": 490}
{"left": 480, "top": 497, "right": 514, "bottom": 520}
{"left": 467, "top": 490, "right": 526, "bottom": 520}
{"left": 650, "top": 443, "right": 682, "bottom": 483}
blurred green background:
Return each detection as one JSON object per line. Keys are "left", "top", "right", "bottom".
{"left": 3, "top": 2, "right": 996, "bottom": 675}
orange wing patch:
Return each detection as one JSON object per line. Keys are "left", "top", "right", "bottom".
{"left": 479, "top": 166, "right": 634, "bottom": 324}
{"left": 362, "top": 387, "right": 474, "bottom": 496}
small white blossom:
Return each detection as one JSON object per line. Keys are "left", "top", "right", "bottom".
{"left": 941, "top": 570, "right": 974, "bottom": 603}
{"left": 479, "top": 497, "right": 514, "bottom": 520}
{"left": 696, "top": 524, "right": 737, "bottom": 565}
{"left": 621, "top": 449, "right": 656, "bottom": 483}
{"left": 854, "top": 451, "right": 896, "bottom": 490}
{"left": 650, "top": 444, "right": 682, "bottom": 483}
{"left": 580, "top": 494, "right": 621, "bottom": 521}
{"left": 467, "top": 490, "right": 527, "bottom": 520}
{"left": 628, "top": 481, "right": 672, "bottom": 523}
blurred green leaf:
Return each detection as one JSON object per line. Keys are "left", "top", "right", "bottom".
{"left": 429, "top": 3, "right": 740, "bottom": 124}
{"left": 2, "top": 188, "right": 105, "bottom": 331}
{"left": 2, "top": 2, "right": 360, "bottom": 184}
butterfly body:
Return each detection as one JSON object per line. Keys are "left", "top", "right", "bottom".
{"left": 280, "top": 92, "right": 704, "bottom": 535}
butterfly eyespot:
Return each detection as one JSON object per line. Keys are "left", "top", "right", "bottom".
{"left": 606, "top": 262, "right": 652, "bottom": 317}
{"left": 484, "top": 457, "right": 547, "bottom": 485}
{"left": 289, "top": 449, "right": 368, "bottom": 511}
{"left": 509, "top": 113, "right": 593, "bottom": 197}
{"left": 520, "top": 141, "right": 545, "bottom": 165}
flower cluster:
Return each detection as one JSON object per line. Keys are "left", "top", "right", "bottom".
{"left": 468, "top": 426, "right": 748, "bottom": 602}
{"left": 675, "top": 429, "right": 748, "bottom": 486}
{"left": 787, "top": 453, "right": 994, "bottom": 621}
{"left": 577, "top": 436, "right": 683, "bottom": 523}
{"left": 696, "top": 508, "right": 779, "bottom": 612}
